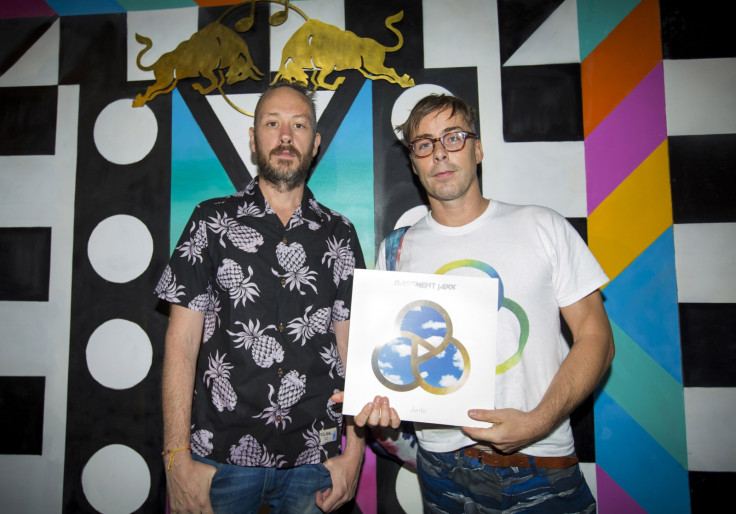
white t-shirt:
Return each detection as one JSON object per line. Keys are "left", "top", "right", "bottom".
{"left": 376, "top": 200, "right": 608, "bottom": 457}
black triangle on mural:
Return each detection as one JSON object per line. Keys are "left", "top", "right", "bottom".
{"left": 0, "top": 16, "right": 56, "bottom": 76}
{"left": 310, "top": 73, "right": 367, "bottom": 171}
{"left": 497, "top": 0, "right": 565, "bottom": 65}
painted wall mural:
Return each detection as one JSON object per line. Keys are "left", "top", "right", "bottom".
{"left": 0, "top": 1, "right": 734, "bottom": 513}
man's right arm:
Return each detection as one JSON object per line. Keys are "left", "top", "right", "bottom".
{"left": 162, "top": 304, "right": 216, "bottom": 514}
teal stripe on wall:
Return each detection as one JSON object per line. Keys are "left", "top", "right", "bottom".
{"left": 43, "top": 0, "right": 125, "bottom": 16}
{"left": 170, "top": 89, "right": 235, "bottom": 255}
{"left": 604, "top": 320, "right": 688, "bottom": 468}
{"left": 577, "top": 0, "right": 640, "bottom": 60}
{"left": 118, "top": 0, "right": 195, "bottom": 11}
{"left": 308, "top": 80, "right": 375, "bottom": 267}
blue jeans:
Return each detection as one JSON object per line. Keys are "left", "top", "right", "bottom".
{"left": 192, "top": 455, "right": 332, "bottom": 514}
{"left": 416, "top": 445, "right": 596, "bottom": 513}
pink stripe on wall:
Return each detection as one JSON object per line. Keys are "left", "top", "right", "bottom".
{"left": 585, "top": 62, "right": 667, "bottom": 214}
{"left": 596, "top": 465, "right": 647, "bottom": 514}
{"left": 0, "top": 1, "right": 57, "bottom": 19}
{"left": 356, "top": 447, "right": 377, "bottom": 513}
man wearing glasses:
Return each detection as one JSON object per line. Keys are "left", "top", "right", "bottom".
{"left": 362, "top": 94, "right": 614, "bottom": 513}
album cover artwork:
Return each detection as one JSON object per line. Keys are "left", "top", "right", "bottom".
{"left": 343, "top": 269, "right": 498, "bottom": 427}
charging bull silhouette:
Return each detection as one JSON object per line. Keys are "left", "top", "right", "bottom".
{"left": 132, "top": 21, "right": 263, "bottom": 108}
{"left": 273, "top": 11, "right": 415, "bottom": 90}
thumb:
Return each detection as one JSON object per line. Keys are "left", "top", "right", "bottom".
{"left": 331, "top": 391, "right": 345, "bottom": 404}
{"left": 467, "top": 409, "right": 498, "bottom": 422}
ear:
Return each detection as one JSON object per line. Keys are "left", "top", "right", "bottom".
{"left": 249, "top": 126, "right": 256, "bottom": 153}
{"left": 410, "top": 158, "right": 418, "bottom": 176}
{"left": 312, "top": 132, "right": 321, "bottom": 157}
{"left": 474, "top": 138, "right": 483, "bottom": 164}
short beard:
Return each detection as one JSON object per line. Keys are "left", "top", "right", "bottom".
{"left": 255, "top": 142, "right": 313, "bottom": 191}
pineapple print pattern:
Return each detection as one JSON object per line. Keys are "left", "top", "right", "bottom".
{"left": 188, "top": 285, "right": 220, "bottom": 343}
{"left": 254, "top": 370, "right": 306, "bottom": 429}
{"left": 272, "top": 241, "right": 318, "bottom": 295}
{"left": 319, "top": 343, "right": 344, "bottom": 379}
{"left": 207, "top": 211, "right": 264, "bottom": 253}
{"left": 323, "top": 236, "right": 356, "bottom": 286}
{"left": 326, "top": 389, "right": 343, "bottom": 422}
{"left": 287, "top": 306, "right": 332, "bottom": 346}
{"left": 154, "top": 265, "right": 185, "bottom": 303}
{"left": 204, "top": 351, "right": 237, "bottom": 412}
{"left": 176, "top": 220, "right": 208, "bottom": 263}
{"left": 227, "top": 320, "right": 284, "bottom": 368}
{"left": 217, "top": 259, "right": 260, "bottom": 307}
{"left": 332, "top": 299, "right": 350, "bottom": 322}
{"left": 156, "top": 178, "right": 364, "bottom": 467}
{"left": 237, "top": 200, "right": 265, "bottom": 219}
{"left": 191, "top": 428, "right": 214, "bottom": 457}
{"left": 228, "top": 435, "right": 286, "bottom": 467}
{"left": 294, "top": 422, "right": 328, "bottom": 465}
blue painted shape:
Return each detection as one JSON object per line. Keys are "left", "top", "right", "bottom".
{"left": 604, "top": 321, "right": 688, "bottom": 468}
{"left": 577, "top": 0, "right": 640, "bottom": 61}
{"left": 602, "top": 227, "right": 682, "bottom": 383}
{"left": 117, "top": 0, "right": 194, "bottom": 11}
{"left": 171, "top": 89, "right": 235, "bottom": 255}
{"left": 309, "top": 80, "right": 375, "bottom": 267}
{"left": 595, "top": 390, "right": 690, "bottom": 514}
{"left": 44, "top": 0, "right": 125, "bottom": 15}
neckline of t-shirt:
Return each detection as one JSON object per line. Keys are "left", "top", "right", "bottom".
{"left": 425, "top": 199, "right": 498, "bottom": 234}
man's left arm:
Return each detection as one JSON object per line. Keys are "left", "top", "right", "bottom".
{"left": 464, "top": 290, "right": 614, "bottom": 453}
{"left": 315, "top": 319, "right": 365, "bottom": 512}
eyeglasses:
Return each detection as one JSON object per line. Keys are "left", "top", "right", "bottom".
{"left": 408, "top": 131, "right": 478, "bottom": 158}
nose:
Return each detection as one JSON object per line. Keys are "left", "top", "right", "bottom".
{"left": 279, "top": 125, "right": 293, "bottom": 144}
{"left": 432, "top": 139, "right": 448, "bottom": 161}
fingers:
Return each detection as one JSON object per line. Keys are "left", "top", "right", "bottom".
{"left": 315, "top": 488, "right": 335, "bottom": 511}
{"left": 330, "top": 391, "right": 345, "bottom": 404}
{"left": 353, "top": 396, "right": 400, "bottom": 428}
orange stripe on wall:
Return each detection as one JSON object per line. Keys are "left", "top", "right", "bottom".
{"left": 581, "top": 0, "right": 662, "bottom": 138}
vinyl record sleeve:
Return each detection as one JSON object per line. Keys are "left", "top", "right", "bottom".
{"left": 343, "top": 269, "right": 498, "bottom": 427}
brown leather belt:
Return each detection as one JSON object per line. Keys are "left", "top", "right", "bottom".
{"left": 456, "top": 445, "right": 578, "bottom": 469}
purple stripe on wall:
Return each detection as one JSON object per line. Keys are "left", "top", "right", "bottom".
{"left": 596, "top": 465, "right": 647, "bottom": 514}
{"left": 584, "top": 62, "right": 667, "bottom": 214}
{"left": 0, "top": 1, "right": 57, "bottom": 19}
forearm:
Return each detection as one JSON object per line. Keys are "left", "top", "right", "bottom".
{"left": 532, "top": 330, "right": 614, "bottom": 432}
{"left": 162, "top": 306, "right": 204, "bottom": 452}
{"left": 342, "top": 416, "right": 366, "bottom": 461}
{"left": 533, "top": 292, "right": 614, "bottom": 431}
{"left": 162, "top": 341, "right": 197, "bottom": 450}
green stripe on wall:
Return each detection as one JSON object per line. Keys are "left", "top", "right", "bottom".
{"left": 603, "top": 319, "right": 688, "bottom": 468}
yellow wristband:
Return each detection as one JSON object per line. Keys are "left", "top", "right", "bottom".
{"left": 161, "top": 446, "right": 191, "bottom": 471}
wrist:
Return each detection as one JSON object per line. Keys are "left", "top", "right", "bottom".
{"left": 162, "top": 445, "right": 192, "bottom": 471}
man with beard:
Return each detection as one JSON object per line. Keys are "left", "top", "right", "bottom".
{"left": 155, "top": 80, "right": 365, "bottom": 513}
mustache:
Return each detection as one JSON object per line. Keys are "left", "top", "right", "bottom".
{"left": 270, "top": 144, "right": 302, "bottom": 160}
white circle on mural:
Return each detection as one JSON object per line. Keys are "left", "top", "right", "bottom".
{"left": 88, "top": 214, "right": 153, "bottom": 283}
{"left": 396, "top": 465, "right": 424, "bottom": 513}
{"left": 87, "top": 319, "right": 152, "bottom": 390}
{"left": 391, "top": 84, "right": 453, "bottom": 140}
{"left": 94, "top": 99, "right": 157, "bottom": 164}
{"left": 82, "top": 444, "right": 150, "bottom": 514}
{"left": 394, "top": 205, "right": 429, "bottom": 229}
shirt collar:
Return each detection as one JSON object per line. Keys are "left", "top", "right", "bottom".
{"left": 241, "top": 177, "right": 329, "bottom": 229}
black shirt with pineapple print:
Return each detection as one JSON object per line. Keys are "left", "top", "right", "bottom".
{"left": 155, "top": 177, "right": 364, "bottom": 468}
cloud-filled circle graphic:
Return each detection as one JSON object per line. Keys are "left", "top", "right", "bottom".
{"left": 372, "top": 301, "right": 470, "bottom": 395}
